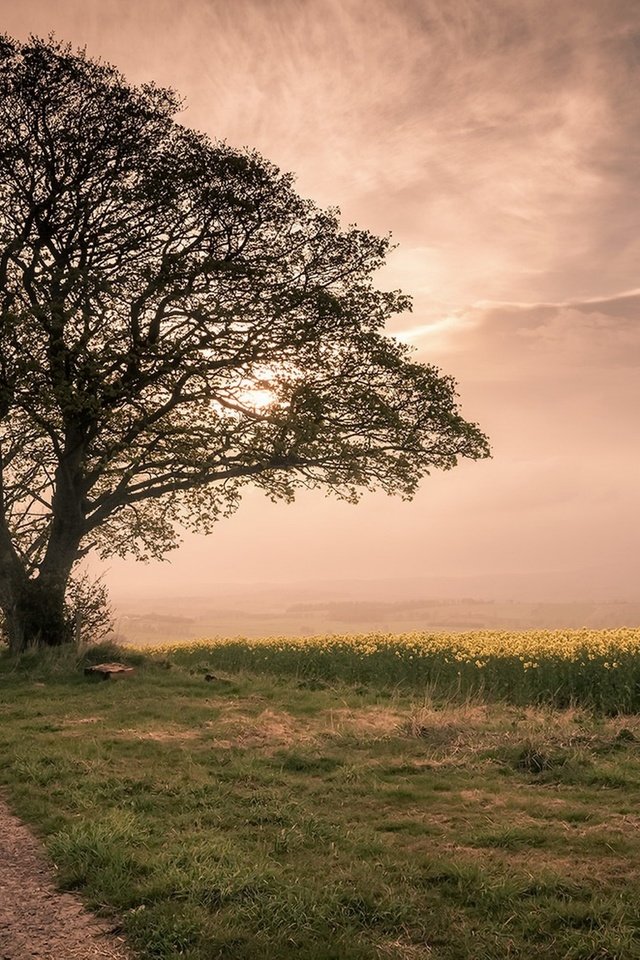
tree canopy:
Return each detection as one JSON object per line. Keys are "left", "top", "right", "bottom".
{"left": 0, "top": 35, "right": 489, "bottom": 650}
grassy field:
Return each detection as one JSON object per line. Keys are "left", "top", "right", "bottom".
{"left": 1, "top": 635, "right": 640, "bottom": 959}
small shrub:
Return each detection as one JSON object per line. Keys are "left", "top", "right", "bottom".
{"left": 65, "top": 572, "right": 114, "bottom": 646}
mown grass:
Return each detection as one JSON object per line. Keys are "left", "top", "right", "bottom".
{"left": 2, "top": 640, "right": 640, "bottom": 959}
{"left": 156, "top": 629, "right": 640, "bottom": 713}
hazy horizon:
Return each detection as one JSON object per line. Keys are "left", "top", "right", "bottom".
{"left": 109, "top": 567, "right": 640, "bottom": 607}
{"left": 6, "top": 0, "right": 639, "bottom": 610}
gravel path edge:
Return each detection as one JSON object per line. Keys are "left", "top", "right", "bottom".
{"left": 0, "top": 797, "right": 132, "bottom": 960}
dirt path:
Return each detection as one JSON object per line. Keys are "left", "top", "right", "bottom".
{"left": 0, "top": 800, "right": 130, "bottom": 960}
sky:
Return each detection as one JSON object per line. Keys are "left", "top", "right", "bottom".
{"left": 4, "top": 0, "right": 640, "bottom": 602}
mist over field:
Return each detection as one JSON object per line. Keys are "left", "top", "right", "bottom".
{"left": 112, "top": 582, "right": 640, "bottom": 646}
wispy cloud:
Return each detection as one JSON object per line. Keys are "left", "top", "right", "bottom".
{"left": 418, "top": 292, "right": 640, "bottom": 370}
{"left": 8, "top": 0, "right": 640, "bottom": 309}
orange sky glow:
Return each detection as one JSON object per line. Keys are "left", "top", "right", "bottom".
{"left": 5, "top": 0, "right": 640, "bottom": 603}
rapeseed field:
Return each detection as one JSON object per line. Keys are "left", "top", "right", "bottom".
{"left": 155, "top": 628, "right": 640, "bottom": 712}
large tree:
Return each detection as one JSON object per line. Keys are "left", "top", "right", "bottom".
{"left": 0, "top": 35, "right": 489, "bottom": 652}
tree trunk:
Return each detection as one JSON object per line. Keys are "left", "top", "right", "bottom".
{"left": 3, "top": 575, "right": 72, "bottom": 653}
{"left": 0, "top": 432, "right": 86, "bottom": 654}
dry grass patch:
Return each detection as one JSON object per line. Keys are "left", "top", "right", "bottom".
{"left": 376, "top": 937, "right": 433, "bottom": 959}
{"left": 496, "top": 847, "right": 635, "bottom": 880}
{"left": 63, "top": 716, "right": 103, "bottom": 725}
{"left": 322, "top": 707, "right": 405, "bottom": 740}
{"left": 115, "top": 726, "right": 203, "bottom": 742}
{"left": 208, "top": 708, "right": 317, "bottom": 752}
